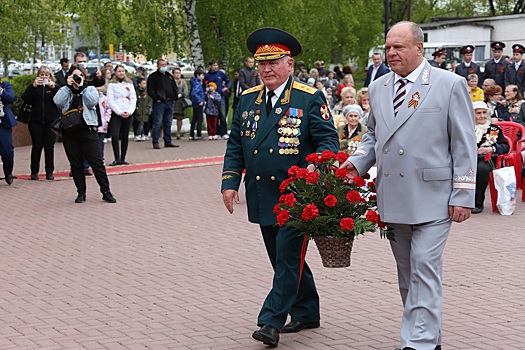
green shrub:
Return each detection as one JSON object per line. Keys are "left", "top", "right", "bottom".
{"left": 6, "top": 74, "right": 36, "bottom": 116}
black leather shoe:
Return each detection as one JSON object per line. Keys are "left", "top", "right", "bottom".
{"left": 109, "top": 160, "right": 121, "bottom": 166}
{"left": 120, "top": 160, "right": 130, "bottom": 165}
{"left": 5, "top": 174, "right": 13, "bottom": 185}
{"left": 252, "top": 325, "right": 279, "bottom": 347}
{"left": 165, "top": 143, "right": 179, "bottom": 148}
{"left": 471, "top": 207, "right": 483, "bottom": 214}
{"left": 84, "top": 169, "right": 93, "bottom": 176}
{"left": 153, "top": 143, "right": 160, "bottom": 149}
{"left": 435, "top": 346, "right": 442, "bottom": 350}
{"left": 281, "top": 320, "right": 320, "bottom": 333}
{"left": 31, "top": 173, "right": 38, "bottom": 180}
{"left": 102, "top": 191, "right": 117, "bottom": 203}
{"left": 46, "top": 173, "right": 55, "bottom": 180}
{"left": 75, "top": 193, "right": 86, "bottom": 203}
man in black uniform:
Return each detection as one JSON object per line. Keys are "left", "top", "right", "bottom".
{"left": 505, "top": 44, "right": 525, "bottom": 95}
{"left": 455, "top": 45, "right": 482, "bottom": 87}
{"left": 429, "top": 48, "right": 447, "bottom": 69}
{"left": 483, "top": 42, "right": 509, "bottom": 90}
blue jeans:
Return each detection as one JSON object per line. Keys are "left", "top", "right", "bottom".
{"left": 151, "top": 101, "right": 174, "bottom": 145}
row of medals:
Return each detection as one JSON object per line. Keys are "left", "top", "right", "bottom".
{"left": 241, "top": 110, "right": 259, "bottom": 139}
{"left": 277, "top": 115, "right": 301, "bottom": 155}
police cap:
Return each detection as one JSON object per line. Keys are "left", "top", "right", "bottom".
{"left": 460, "top": 45, "right": 475, "bottom": 55}
{"left": 512, "top": 44, "right": 525, "bottom": 54}
{"left": 491, "top": 42, "right": 505, "bottom": 51}
{"left": 432, "top": 48, "right": 447, "bottom": 57}
{"left": 246, "top": 27, "right": 302, "bottom": 61}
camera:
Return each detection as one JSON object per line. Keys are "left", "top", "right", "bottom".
{"left": 43, "top": 78, "right": 49, "bottom": 86}
{"left": 72, "top": 74, "right": 83, "bottom": 84}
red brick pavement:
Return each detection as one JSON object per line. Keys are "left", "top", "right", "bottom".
{"left": 1, "top": 138, "right": 524, "bottom": 349}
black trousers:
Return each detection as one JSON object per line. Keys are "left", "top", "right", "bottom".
{"left": 190, "top": 106, "right": 203, "bottom": 138}
{"left": 109, "top": 112, "right": 132, "bottom": 162}
{"left": 61, "top": 126, "right": 110, "bottom": 195}
{"left": 28, "top": 121, "right": 56, "bottom": 174}
{"left": 475, "top": 157, "right": 492, "bottom": 207}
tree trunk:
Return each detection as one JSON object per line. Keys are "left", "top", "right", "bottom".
{"left": 183, "top": 0, "right": 204, "bottom": 68}
{"left": 488, "top": 0, "right": 496, "bottom": 16}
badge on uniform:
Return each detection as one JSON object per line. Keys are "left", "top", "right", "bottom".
{"left": 408, "top": 92, "right": 420, "bottom": 109}
{"left": 320, "top": 104, "right": 330, "bottom": 120}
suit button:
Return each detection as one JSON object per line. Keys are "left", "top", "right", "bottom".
{"left": 256, "top": 175, "right": 261, "bottom": 180}
{"left": 399, "top": 173, "right": 404, "bottom": 177}
{"left": 399, "top": 149, "right": 404, "bottom": 155}
{"left": 254, "top": 150, "right": 258, "bottom": 154}
{"left": 384, "top": 172, "right": 389, "bottom": 177}
{"left": 384, "top": 149, "right": 389, "bottom": 154}
{"left": 269, "top": 148, "right": 274, "bottom": 153}
{"left": 271, "top": 176, "right": 276, "bottom": 181}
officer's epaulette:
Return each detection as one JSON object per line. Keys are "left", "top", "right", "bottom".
{"left": 241, "top": 84, "right": 264, "bottom": 96}
{"left": 292, "top": 80, "right": 317, "bottom": 95}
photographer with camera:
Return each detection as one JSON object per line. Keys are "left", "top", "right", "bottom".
{"left": 53, "top": 64, "right": 116, "bottom": 204}
{"left": 21, "top": 66, "right": 61, "bottom": 180}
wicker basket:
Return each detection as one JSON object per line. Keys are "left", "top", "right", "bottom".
{"left": 313, "top": 236, "right": 354, "bottom": 268}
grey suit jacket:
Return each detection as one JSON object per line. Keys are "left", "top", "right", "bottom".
{"left": 350, "top": 60, "right": 477, "bottom": 224}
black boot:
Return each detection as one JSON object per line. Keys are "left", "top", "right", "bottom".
{"left": 102, "top": 191, "right": 117, "bottom": 203}
{"left": 75, "top": 193, "right": 86, "bottom": 203}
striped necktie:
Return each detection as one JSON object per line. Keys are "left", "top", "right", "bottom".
{"left": 393, "top": 78, "right": 407, "bottom": 117}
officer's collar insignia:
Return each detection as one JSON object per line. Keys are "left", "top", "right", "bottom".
{"left": 421, "top": 68, "right": 429, "bottom": 85}
{"left": 276, "top": 107, "right": 282, "bottom": 115}
{"left": 280, "top": 88, "right": 290, "bottom": 105}
{"left": 408, "top": 92, "right": 420, "bottom": 109}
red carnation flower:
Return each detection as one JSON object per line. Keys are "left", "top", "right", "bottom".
{"left": 277, "top": 209, "right": 290, "bottom": 226}
{"left": 321, "top": 150, "right": 336, "bottom": 161}
{"left": 296, "top": 168, "right": 309, "bottom": 179}
{"left": 324, "top": 194, "right": 338, "bottom": 207}
{"left": 484, "top": 153, "right": 492, "bottom": 162}
{"left": 306, "top": 171, "right": 319, "bottom": 184}
{"left": 279, "top": 178, "right": 291, "bottom": 192}
{"left": 301, "top": 203, "right": 319, "bottom": 220}
{"left": 340, "top": 217, "right": 355, "bottom": 231}
{"left": 365, "top": 210, "right": 379, "bottom": 223}
{"left": 378, "top": 217, "right": 386, "bottom": 229}
{"left": 284, "top": 193, "right": 297, "bottom": 207}
{"left": 336, "top": 152, "right": 349, "bottom": 163}
{"left": 346, "top": 190, "right": 362, "bottom": 204}
{"left": 367, "top": 181, "right": 376, "bottom": 192}
{"left": 288, "top": 165, "right": 300, "bottom": 177}
{"left": 363, "top": 173, "right": 370, "bottom": 179}
{"left": 273, "top": 204, "right": 281, "bottom": 214}
{"left": 353, "top": 176, "right": 366, "bottom": 187}
{"left": 335, "top": 168, "right": 349, "bottom": 179}
{"left": 306, "top": 153, "right": 320, "bottom": 163}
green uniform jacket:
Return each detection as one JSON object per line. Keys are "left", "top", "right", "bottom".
{"left": 221, "top": 76, "right": 339, "bottom": 226}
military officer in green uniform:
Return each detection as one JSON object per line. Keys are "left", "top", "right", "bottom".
{"left": 221, "top": 28, "right": 339, "bottom": 347}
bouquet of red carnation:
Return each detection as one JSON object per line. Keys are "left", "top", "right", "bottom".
{"left": 274, "top": 150, "right": 385, "bottom": 239}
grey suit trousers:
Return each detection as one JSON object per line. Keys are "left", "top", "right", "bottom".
{"left": 389, "top": 218, "right": 451, "bottom": 350}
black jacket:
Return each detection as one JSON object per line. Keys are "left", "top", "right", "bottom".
{"left": 21, "top": 84, "right": 61, "bottom": 123}
{"left": 147, "top": 70, "right": 179, "bottom": 102}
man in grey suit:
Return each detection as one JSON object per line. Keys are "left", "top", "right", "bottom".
{"left": 341, "top": 22, "right": 476, "bottom": 350}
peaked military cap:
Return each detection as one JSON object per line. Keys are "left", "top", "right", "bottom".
{"left": 246, "top": 27, "right": 302, "bottom": 61}
{"left": 460, "top": 45, "right": 475, "bottom": 54}
{"left": 491, "top": 42, "right": 505, "bottom": 51}
{"left": 432, "top": 48, "right": 447, "bottom": 57}
{"left": 512, "top": 44, "right": 525, "bottom": 53}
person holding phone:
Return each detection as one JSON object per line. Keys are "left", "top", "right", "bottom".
{"left": 53, "top": 64, "right": 116, "bottom": 204}
{"left": 21, "top": 66, "right": 61, "bottom": 180}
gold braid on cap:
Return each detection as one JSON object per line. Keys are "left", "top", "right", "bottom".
{"left": 254, "top": 44, "right": 291, "bottom": 61}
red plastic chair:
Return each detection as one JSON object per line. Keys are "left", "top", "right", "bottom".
{"left": 488, "top": 136, "right": 513, "bottom": 213}
{"left": 492, "top": 121, "right": 525, "bottom": 189}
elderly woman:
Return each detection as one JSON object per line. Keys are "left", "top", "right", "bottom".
{"left": 338, "top": 104, "right": 367, "bottom": 154}
{"left": 484, "top": 84, "right": 510, "bottom": 122}
{"left": 473, "top": 101, "right": 510, "bottom": 214}
{"left": 332, "top": 86, "right": 356, "bottom": 129}
{"left": 504, "top": 84, "right": 524, "bottom": 121}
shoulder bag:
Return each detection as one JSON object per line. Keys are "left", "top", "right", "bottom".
{"left": 17, "top": 102, "right": 32, "bottom": 124}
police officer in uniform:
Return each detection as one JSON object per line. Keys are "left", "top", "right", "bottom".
{"left": 505, "top": 44, "right": 525, "bottom": 95}
{"left": 221, "top": 28, "right": 339, "bottom": 347}
{"left": 455, "top": 45, "right": 482, "bottom": 87}
{"left": 483, "top": 42, "right": 509, "bottom": 90}
{"left": 429, "top": 48, "right": 447, "bottom": 69}
{"left": 0, "top": 79, "right": 17, "bottom": 185}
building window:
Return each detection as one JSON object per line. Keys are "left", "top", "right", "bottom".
{"left": 424, "top": 33, "right": 428, "bottom": 42}
{"left": 475, "top": 46, "right": 485, "bottom": 61}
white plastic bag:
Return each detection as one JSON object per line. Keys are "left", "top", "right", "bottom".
{"left": 493, "top": 167, "right": 516, "bottom": 215}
